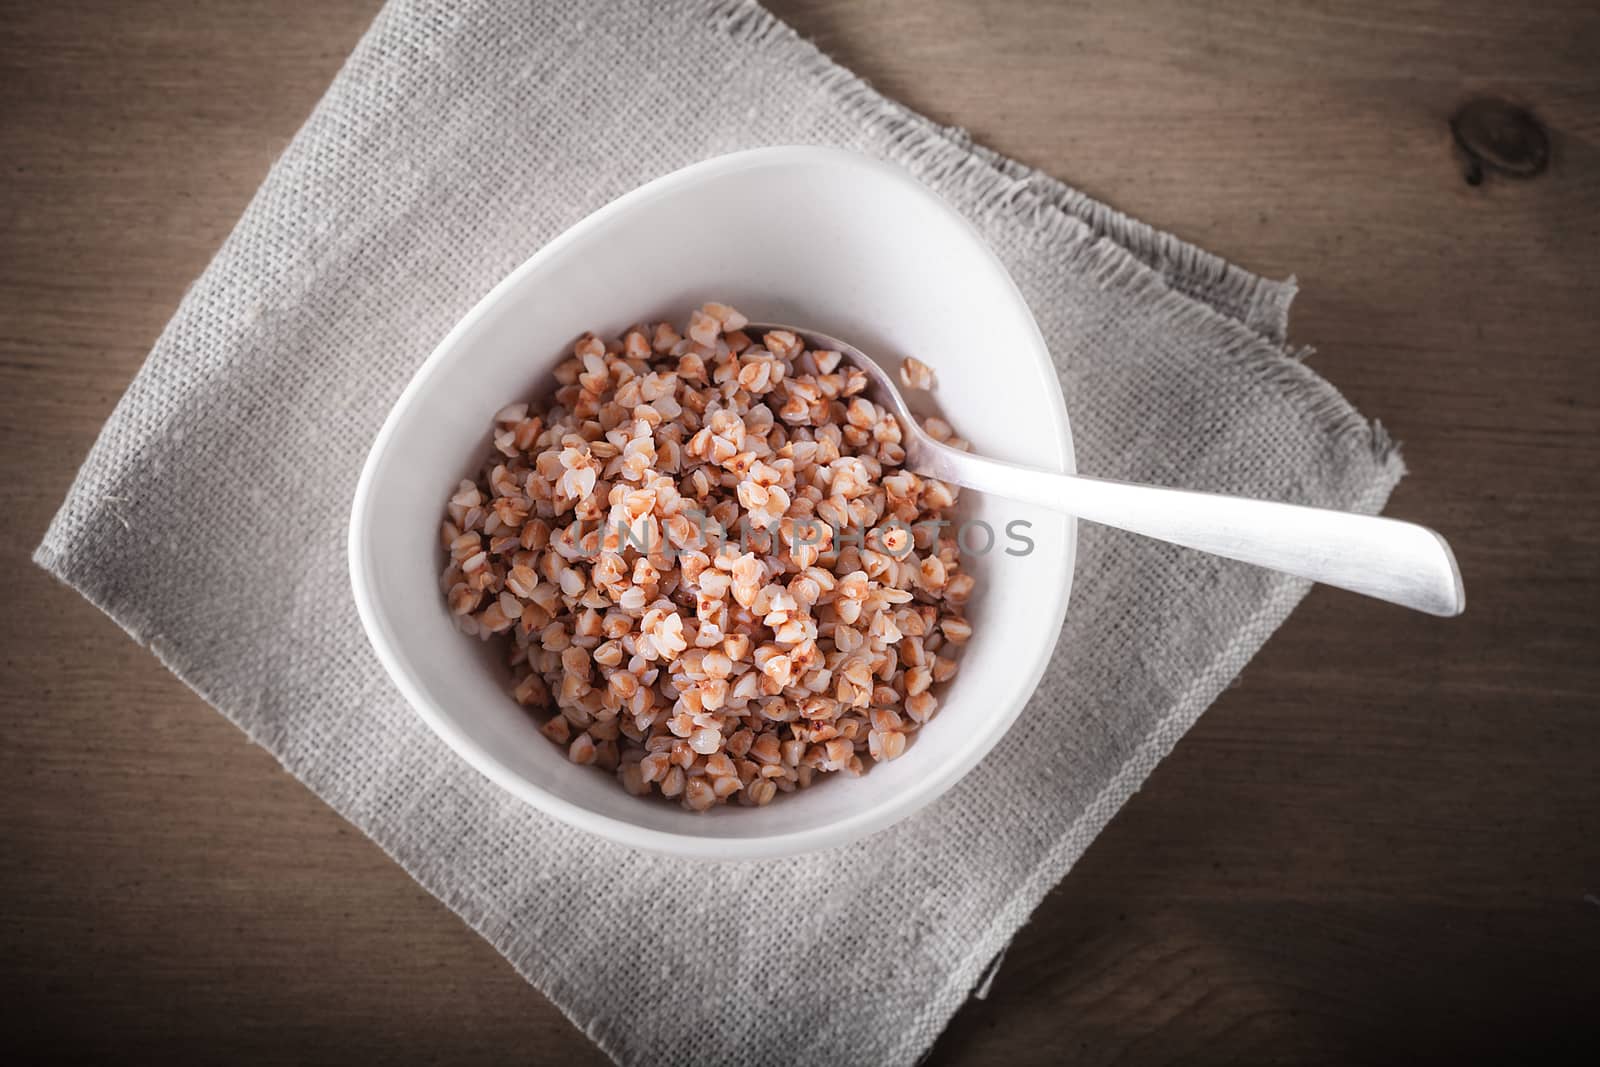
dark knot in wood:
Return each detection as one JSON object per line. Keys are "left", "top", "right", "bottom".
{"left": 1450, "top": 98, "right": 1550, "bottom": 185}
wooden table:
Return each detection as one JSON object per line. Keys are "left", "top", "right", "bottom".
{"left": 4, "top": 1, "right": 1596, "bottom": 1061}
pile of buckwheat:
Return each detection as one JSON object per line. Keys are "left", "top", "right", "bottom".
{"left": 439, "top": 303, "right": 973, "bottom": 810}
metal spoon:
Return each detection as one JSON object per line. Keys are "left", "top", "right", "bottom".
{"left": 748, "top": 323, "right": 1465, "bottom": 617}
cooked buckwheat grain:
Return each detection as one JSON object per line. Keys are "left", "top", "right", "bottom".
{"left": 439, "top": 303, "right": 971, "bottom": 810}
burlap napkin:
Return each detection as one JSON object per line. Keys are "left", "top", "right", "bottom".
{"left": 35, "top": 1, "right": 1403, "bottom": 1062}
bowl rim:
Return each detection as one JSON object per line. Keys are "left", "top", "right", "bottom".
{"left": 348, "top": 145, "right": 1077, "bottom": 859}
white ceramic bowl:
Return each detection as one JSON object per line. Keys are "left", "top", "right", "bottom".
{"left": 349, "top": 146, "right": 1075, "bottom": 859}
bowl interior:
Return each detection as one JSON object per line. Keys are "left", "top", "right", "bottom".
{"left": 350, "top": 147, "right": 1075, "bottom": 857}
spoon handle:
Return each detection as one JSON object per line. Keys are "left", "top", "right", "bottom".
{"left": 923, "top": 445, "right": 1464, "bottom": 616}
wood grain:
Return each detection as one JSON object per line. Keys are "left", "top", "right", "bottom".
{"left": 3, "top": 1, "right": 1597, "bottom": 1062}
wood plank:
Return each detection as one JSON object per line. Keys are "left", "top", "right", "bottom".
{"left": 2, "top": 0, "right": 1596, "bottom": 1061}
